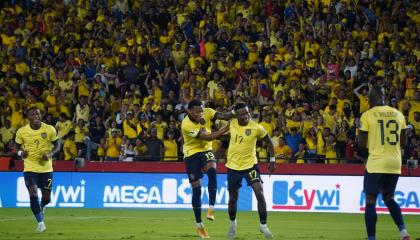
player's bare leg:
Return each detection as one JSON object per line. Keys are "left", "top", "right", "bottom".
{"left": 191, "top": 179, "right": 209, "bottom": 238}
{"left": 227, "top": 189, "right": 239, "bottom": 239}
{"left": 203, "top": 161, "right": 217, "bottom": 221}
{"left": 251, "top": 182, "right": 273, "bottom": 239}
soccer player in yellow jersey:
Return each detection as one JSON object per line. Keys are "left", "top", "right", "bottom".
{"left": 14, "top": 107, "right": 61, "bottom": 233}
{"left": 358, "top": 86, "right": 411, "bottom": 240}
{"left": 181, "top": 99, "right": 233, "bottom": 239}
{"left": 226, "top": 103, "right": 275, "bottom": 239}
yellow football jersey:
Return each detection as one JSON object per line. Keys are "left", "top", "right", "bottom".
{"left": 63, "top": 138, "right": 77, "bottom": 161}
{"left": 181, "top": 108, "right": 216, "bottom": 157}
{"left": 55, "top": 120, "right": 73, "bottom": 139}
{"left": 360, "top": 106, "right": 406, "bottom": 174}
{"left": 226, "top": 119, "right": 267, "bottom": 170}
{"left": 15, "top": 123, "right": 58, "bottom": 173}
{"left": 164, "top": 139, "right": 178, "bottom": 161}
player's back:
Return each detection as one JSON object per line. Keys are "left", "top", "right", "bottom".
{"left": 181, "top": 108, "right": 216, "bottom": 157}
{"left": 360, "top": 105, "right": 406, "bottom": 174}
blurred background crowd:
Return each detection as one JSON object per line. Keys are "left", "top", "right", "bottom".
{"left": 0, "top": 0, "right": 418, "bottom": 163}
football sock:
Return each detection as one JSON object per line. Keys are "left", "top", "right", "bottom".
{"left": 192, "top": 186, "right": 202, "bottom": 223}
{"left": 30, "top": 196, "right": 42, "bottom": 223}
{"left": 384, "top": 199, "right": 405, "bottom": 231}
{"left": 365, "top": 203, "right": 377, "bottom": 239}
{"left": 228, "top": 204, "right": 236, "bottom": 221}
{"left": 41, "top": 197, "right": 50, "bottom": 209}
{"left": 207, "top": 168, "right": 217, "bottom": 206}
{"left": 258, "top": 210, "right": 267, "bottom": 225}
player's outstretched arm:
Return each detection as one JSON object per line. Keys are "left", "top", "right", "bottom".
{"left": 263, "top": 134, "right": 276, "bottom": 175}
{"left": 214, "top": 110, "right": 235, "bottom": 121}
{"left": 42, "top": 140, "right": 62, "bottom": 161}
{"left": 197, "top": 125, "right": 229, "bottom": 141}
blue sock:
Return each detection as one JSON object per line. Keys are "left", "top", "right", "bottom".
{"left": 207, "top": 168, "right": 217, "bottom": 206}
{"left": 384, "top": 199, "right": 405, "bottom": 231}
{"left": 192, "top": 187, "right": 202, "bottom": 223}
{"left": 35, "top": 213, "right": 43, "bottom": 223}
{"left": 365, "top": 203, "right": 377, "bottom": 239}
{"left": 30, "top": 197, "right": 42, "bottom": 223}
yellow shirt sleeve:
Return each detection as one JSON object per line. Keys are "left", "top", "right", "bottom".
{"left": 48, "top": 125, "right": 59, "bottom": 142}
{"left": 182, "top": 122, "right": 201, "bottom": 138}
{"left": 204, "top": 108, "right": 216, "bottom": 121}
{"left": 257, "top": 124, "right": 268, "bottom": 139}
{"left": 15, "top": 127, "right": 23, "bottom": 145}
{"left": 359, "top": 110, "right": 369, "bottom": 132}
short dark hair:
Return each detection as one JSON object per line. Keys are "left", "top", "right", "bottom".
{"left": 369, "top": 85, "right": 384, "bottom": 102}
{"left": 188, "top": 100, "right": 203, "bottom": 109}
{"left": 234, "top": 102, "right": 248, "bottom": 111}
{"left": 27, "top": 106, "right": 40, "bottom": 114}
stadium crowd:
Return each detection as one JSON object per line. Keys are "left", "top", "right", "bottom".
{"left": 0, "top": 0, "right": 419, "bottom": 163}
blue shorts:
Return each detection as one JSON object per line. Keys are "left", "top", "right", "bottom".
{"left": 363, "top": 171, "right": 399, "bottom": 195}
{"left": 184, "top": 151, "right": 217, "bottom": 182}
{"left": 24, "top": 172, "right": 53, "bottom": 190}
{"left": 227, "top": 165, "right": 262, "bottom": 191}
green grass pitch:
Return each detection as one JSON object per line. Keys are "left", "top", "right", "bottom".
{"left": 0, "top": 209, "right": 419, "bottom": 239}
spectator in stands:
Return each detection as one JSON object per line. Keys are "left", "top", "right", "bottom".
{"left": 284, "top": 127, "right": 303, "bottom": 155}
{"left": 144, "top": 128, "right": 164, "bottom": 162}
{"left": 134, "top": 139, "right": 146, "bottom": 161}
{"left": 151, "top": 113, "right": 168, "bottom": 141}
{"left": 63, "top": 131, "right": 77, "bottom": 161}
{"left": 163, "top": 130, "right": 178, "bottom": 161}
{"left": 274, "top": 136, "right": 292, "bottom": 164}
{"left": 74, "top": 119, "right": 89, "bottom": 156}
{"left": 55, "top": 113, "right": 73, "bottom": 142}
{"left": 325, "top": 133, "right": 338, "bottom": 164}
{"left": 0, "top": 0, "right": 417, "bottom": 166}
{"left": 294, "top": 142, "right": 310, "bottom": 164}
{"left": 105, "top": 128, "right": 122, "bottom": 161}
{"left": 0, "top": 120, "right": 16, "bottom": 153}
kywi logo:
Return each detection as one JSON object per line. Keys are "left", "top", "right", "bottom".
{"left": 272, "top": 180, "right": 340, "bottom": 211}
{"left": 103, "top": 178, "right": 228, "bottom": 208}
{"left": 359, "top": 191, "right": 420, "bottom": 213}
{"left": 16, "top": 177, "right": 85, "bottom": 207}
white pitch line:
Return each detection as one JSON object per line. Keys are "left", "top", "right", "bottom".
{"left": 0, "top": 216, "right": 138, "bottom": 222}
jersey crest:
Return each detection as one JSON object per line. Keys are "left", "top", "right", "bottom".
{"left": 41, "top": 132, "right": 47, "bottom": 139}
{"left": 245, "top": 129, "right": 251, "bottom": 136}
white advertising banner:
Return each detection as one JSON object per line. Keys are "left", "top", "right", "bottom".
{"left": 256, "top": 175, "right": 420, "bottom": 214}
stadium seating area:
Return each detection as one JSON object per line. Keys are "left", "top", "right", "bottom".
{"left": 0, "top": 0, "right": 419, "bottom": 163}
